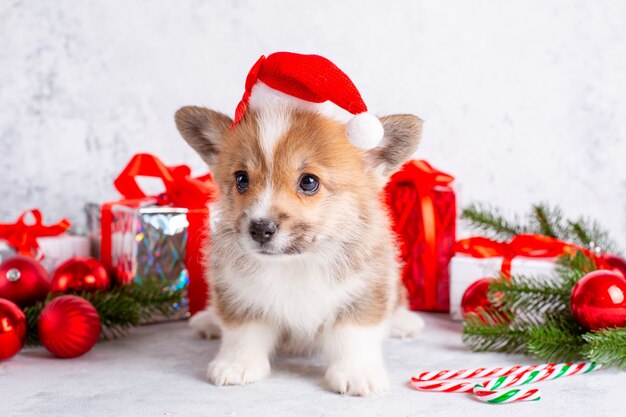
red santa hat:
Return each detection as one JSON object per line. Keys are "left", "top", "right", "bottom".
{"left": 232, "top": 52, "right": 384, "bottom": 149}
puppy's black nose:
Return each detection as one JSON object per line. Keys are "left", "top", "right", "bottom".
{"left": 249, "top": 219, "right": 277, "bottom": 244}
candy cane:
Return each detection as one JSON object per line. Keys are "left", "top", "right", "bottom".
{"left": 411, "top": 362, "right": 558, "bottom": 393}
{"left": 411, "top": 362, "right": 600, "bottom": 404}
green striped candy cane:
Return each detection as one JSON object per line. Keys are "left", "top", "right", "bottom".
{"left": 473, "top": 362, "right": 600, "bottom": 404}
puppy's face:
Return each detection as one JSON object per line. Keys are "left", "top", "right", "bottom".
{"left": 176, "top": 107, "right": 421, "bottom": 258}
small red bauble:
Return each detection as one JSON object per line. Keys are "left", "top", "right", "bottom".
{"left": 0, "top": 298, "right": 27, "bottom": 361}
{"left": 0, "top": 255, "right": 50, "bottom": 307}
{"left": 570, "top": 270, "right": 626, "bottom": 331}
{"left": 461, "top": 277, "right": 508, "bottom": 324}
{"left": 38, "top": 295, "right": 101, "bottom": 358}
{"left": 602, "top": 254, "right": 626, "bottom": 279}
{"left": 50, "top": 257, "right": 110, "bottom": 293}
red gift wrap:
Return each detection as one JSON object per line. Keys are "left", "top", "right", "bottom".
{"left": 100, "top": 153, "right": 218, "bottom": 315}
{"left": 454, "top": 234, "right": 600, "bottom": 277}
{"left": 385, "top": 160, "right": 456, "bottom": 312}
{"left": 0, "top": 209, "right": 70, "bottom": 258}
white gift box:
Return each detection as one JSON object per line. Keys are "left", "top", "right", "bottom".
{"left": 0, "top": 235, "right": 90, "bottom": 273}
{"left": 449, "top": 255, "right": 559, "bottom": 320}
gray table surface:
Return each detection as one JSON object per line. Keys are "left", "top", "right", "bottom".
{"left": 2, "top": 312, "right": 623, "bottom": 416}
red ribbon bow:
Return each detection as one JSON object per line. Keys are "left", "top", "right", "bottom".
{"left": 101, "top": 153, "right": 218, "bottom": 315}
{"left": 113, "top": 153, "right": 217, "bottom": 208}
{"left": 389, "top": 160, "right": 455, "bottom": 189}
{"left": 386, "top": 160, "right": 456, "bottom": 310}
{"left": 455, "top": 234, "right": 597, "bottom": 276}
{"left": 0, "top": 209, "right": 71, "bottom": 257}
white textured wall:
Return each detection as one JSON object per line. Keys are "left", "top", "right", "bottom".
{"left": 1, "top": 0, "right": 625, "bottom": 248}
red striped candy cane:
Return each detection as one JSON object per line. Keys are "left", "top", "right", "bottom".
{"left": 411, "top": 362, "right": 600, "bottom": 404}
{"left": 411, "top": 362, "right": 558, "bottom": 393}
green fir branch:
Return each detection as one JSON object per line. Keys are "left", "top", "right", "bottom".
{"left": 23, "top": 280, "right": 183, "bottom": 346}
{"left": 461, "top": 202, "right": 625, "bottom": 368}
{"left": 525, "top": 316, "right": 585, "bottom": 362}
{"left": 582, "top": 327, "right": 626, "bottom": 369}
{"left": 24, "top": 302, "right": 44, "bottom": 346}
{"left": 462, "top": 311, "right": 527, "bottom": 353}
{"left": 87, "top": 291, "right": 143, "bottom": 340}
{"left": 555, "top": 251, "right": 598, "bottom": 290}
{"left": 460, "top": 203, "right": 526, "bottom": 239}
{"left": 122, "top": 279, "right": 183, "bottom": 318}
{"left": 489, "top": 274, "right": 570, "bottom": 316}
{"left": 566, "top": 218, "right": 623, "bottom": 256}
{"left": 567, "top": 219, "right": 595, "bottom": 247}
{"left": 528, "top": 203, "right": 566, "bottom": 239}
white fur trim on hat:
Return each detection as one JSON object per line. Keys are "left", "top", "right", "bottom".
{"left": 249, "top": 81, "right": 384, "bottom": 149}
{"left": 346, "top": 113, "right": 384, "bottom": 149}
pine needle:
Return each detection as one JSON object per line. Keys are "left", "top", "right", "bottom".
{"left": 489, "top": 274, "right": 570, "bottom": 315}
{"left": 22, "top": 279, "right": 183, "bottom": 346}
{"left": 461, "top": 202, "right": 625, "bottom": 368}
{"left": 566, "top": 218, "right": 623, "bottom": 256}
{"left": 460, "top": 203, "right": 526, "bottom": 239}
{"left": 526, "top": 317, "right": 585, "bottom": 362}
{"left": 555, "top": 251, "right": 598, "bottom": 289}
{"left": 462, "top": 315, "right": 527, "bottom": 353}
{"left": 582, "top": 328, "right": 626, "bottom": 369}
{"left": 528, "top": 203, "right": 566, "bottom": 239}
{"left": 24, "top": 302, "right": 43, "bottom": 346}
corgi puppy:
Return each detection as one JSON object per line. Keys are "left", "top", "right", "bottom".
{"left": 175, "top": 54, "right": 424, "bottom": 396}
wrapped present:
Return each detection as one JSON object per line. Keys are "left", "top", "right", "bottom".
{"left": 88, "top": 153, "right": 218, "bottom": 319}
{"left": 385, "top": 160, "right": 456, "bottom": 312}
{"left": 0, "top": 209, "right": 89, "bottom": 272}
{"left": 36, "top": 235, "right": 90, "bottom": 272}
{"left": 449, "top": 234, "right": 593, "bottom": 320}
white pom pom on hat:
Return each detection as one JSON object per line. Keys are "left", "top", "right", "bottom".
{"left": 345, "top": 112, "right": 385, "bottom": 149}
{"left": 232, "top": 52, "right": 384, "bottom": 150}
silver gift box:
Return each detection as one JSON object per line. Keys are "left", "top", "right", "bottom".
{"left": 86, "top": 202, "right": 190, "bottom": 320}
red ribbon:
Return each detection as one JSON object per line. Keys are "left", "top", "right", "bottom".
{"left": 0, "top": 209, "right": 71, "bottom": 257}
{"left": 112, "top": 153, "right": 215, "bottom": 209}
{"left": 101, "top": 153, "right": 218, "bottom": 315}
{"left": 455, "top": 234, "right": 598, "bottom": 276}
{"left": 386, "top": 160, "right": 455, "bottom": 310}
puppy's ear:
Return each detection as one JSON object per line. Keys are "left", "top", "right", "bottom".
{"left": 175, "top": 106, "right": 233, "bottom": 166}
{"left": 365, "top": 114, "right": 422, "bottom": 180}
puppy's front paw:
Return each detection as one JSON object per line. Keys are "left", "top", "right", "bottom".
{"left": 389, "top": 307, "right": 424, "bottom": 339}
{"left": 325, "top": 364, "right": 389, "bottom": 396}
{"left": 189, "top": 310, "right": 221, "bottom": 339}
{"left": 207, "top": 356, "right": 270, "bottom": 386}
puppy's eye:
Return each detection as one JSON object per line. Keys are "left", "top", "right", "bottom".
{"left": 298, "top": 174, "right": 319, "bottom": 195}
{"left": 235, "top": 171, "right": 249, "bottom": 193}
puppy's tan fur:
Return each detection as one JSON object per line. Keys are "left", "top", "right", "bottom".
{"left": 176, "top": 105, "right": 423, "bottom": 396}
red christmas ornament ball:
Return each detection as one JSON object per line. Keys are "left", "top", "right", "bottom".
{"left": 0, "top": 255, "right": 50, "bottom": 307}
{"left": 461, "top": 277, "right": 509, "bottom": 324}
{"left": 570, "top": 270, "right": 626, "bottom": 331}
{"left": 38, "top": 295, "right": 101, "bottom": 358}
{"left": 602, "top": 254, "right": 626, "bottom": 279}
{"left": 0, "top": 298, "right": 27, "bottom": 361}
{"left": 50, "top": 257, "right": 110, "bottom": 293}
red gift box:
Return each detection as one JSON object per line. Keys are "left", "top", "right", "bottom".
{"left": 385, "top": 160, "right": 456, "bottom": 312}
{"left": 99, "top": 153, "right": 218, "bottom": 316}
{"left": 450, "top": 234, "right": 610, "bottom": 319}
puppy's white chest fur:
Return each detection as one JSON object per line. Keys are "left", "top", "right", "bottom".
{"left": 221, "top": 254, "right": 363, "bottom": 337}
